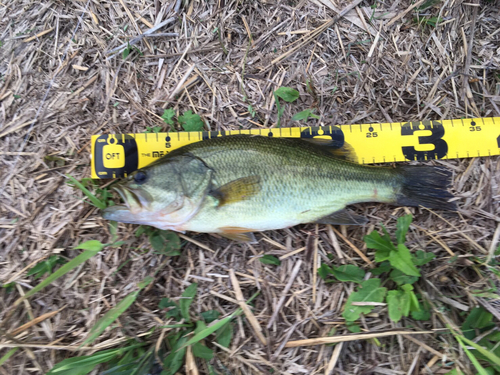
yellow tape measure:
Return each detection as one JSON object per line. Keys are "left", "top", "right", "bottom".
{"left": 91, "top": 117, "right": 500, "bottom": 179}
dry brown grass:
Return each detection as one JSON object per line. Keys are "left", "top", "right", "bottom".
{"left": 1, "top": 0, "right": 499, "bottom": 374}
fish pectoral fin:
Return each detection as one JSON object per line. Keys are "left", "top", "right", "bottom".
{"left": 218, "top": 226, "right": 258, "bottom": 243}
{"left": 211, "top": 176, "right": 261, "bottom": 207}
{"left": 316, "top": 209, "right": 368, "bottom": 226}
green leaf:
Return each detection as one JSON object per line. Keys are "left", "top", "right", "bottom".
{"left": 387, "top": 290, "right": 405, "bottom": 323}
{"left": 178, "top": 110, "right": 204, "bottom": 132}
{"left": 259, "top": 255, "right": 281, "bottom": 266}
{"left": 2, "top": 282, "right": 15, "bottom": 293}
{"left": 66, "top": 175, "right": 107, "bottom": 210}
{"left": 386, "top": 284, "right": 415, "bottom": 322}
{"left": 122, "top": 44, "right": 131, "bottom": 59}
{"left": 47, "top": 347, "right": 136, "bottom": 375}
{"left": 396, "top": 214, "right": 412, "bottom": 244}
{"left": 82, "top": 290, "right": 140, "bottom": 346}
{"left": 462, "top": 307, "right": 493, "bottom": 339}
{"left": 317, "top": 263, "right": 334, "bottom": 280}
{"left": 330, "top": 265, "right": 365, "bottom": 283}
{"left": 371, "top": 261, "right": 391, "bottom": 275}
{"left": 248, "top": 104, "right": 256, "bottom": 117}
{"left": 274, "top": 87, "right": 300, "bottom": 102}
{"left": 201, "top": 310, "right": 221, "bottom": 323}
{"left": 389, "top": 269, "right": 419, "bottom": 286}
{"left": 292, "top": 109, "right": 320, "bottom": 121}
{"left": 162, "top": 333, "right": 188, "bottom": 375}
{"left": 411, "top": 309, "right": 431, "bottom": 321}
{"left": 159, "top": 298, "right": 180, "bottom": 320}
{"left": 412, "top": 250, "right": 436, "bottom": 266}
{"left": 135, "top": 225, "right": 147, "bottom": 237}
{"left": 485, "top": 331, "right": 500, "bottom": 342}
{"left": 207, "top": 364, "right": 218, "bottom": 375}
{"left": 0, "top": 348, "right": 18, "bottom": 367}
{"left": 404, "top": 284, "right": 420, "bottom": 312}
{"left": 148, "top": 230, "right": 181, "bottom": 256}
{"left": 364, "top": 231, "right": 396, "bottom": 262}
{"left": 179, "top": 313, "right": 237, "bottom": 350}
{"left": 161, "top": 109, "right": 175, "bottom": 125}
{"left": 346, "top": 322, "right": 361, "bottom": 333}
{"left": 342, "top": 279, "right": 387, "bottom": 322}
{"left": 145, "top": 126, "right": 162, "bottom": 133}
{"left": 27, "top": 255, "right": 66, "bottom": 280}
{"left": 108, "top": 221, "right": 119, "bottom": 244}
{"left": 194, "top": 320, "right": 207, "bottom": 334}
{"left": 192, "top": 342, "right": 214, "bottom": 359}
{"left": 389, "top": 244, "right": 420, "bottom": 277}
{"left": 18, "top": 245, "right": 102, "bottom": 304}
{"left": 180, "top": 283, "right": 198, "bottom": 322}
{"left": 216, "top": 322, "right": 233, "bottom": 348}
{"left": 106, "top": 345, "right": 155, "bottom": 375}
{"left": 75, "top": 240, "right": 106, "bottom": 252}
{"left": 443, "top": 369, "right": 463, "bottom": 375}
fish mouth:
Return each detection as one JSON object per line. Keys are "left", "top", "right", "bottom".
{"left": 102, "top": 204, "right": 131, "bottom": 222}
{"left": 102, "top": 185, "right": 153, "bottom": 221}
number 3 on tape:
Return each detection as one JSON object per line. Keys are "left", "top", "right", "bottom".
{"left": 401, "top": 121, "right": 448, "bottom": 161}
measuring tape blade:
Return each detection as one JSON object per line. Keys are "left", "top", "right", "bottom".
{"left": 91, "top": 117, "right": 500, "bottom": 179}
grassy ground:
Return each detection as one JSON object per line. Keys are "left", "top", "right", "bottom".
{"left": 1, "top": 0, "right": 499, "bottom": 374}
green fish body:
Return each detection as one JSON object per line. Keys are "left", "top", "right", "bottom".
{"left": 103, "top": 135, "right": 455, "bottom": 241}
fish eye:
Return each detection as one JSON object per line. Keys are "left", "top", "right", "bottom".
{"left": 133, "top": 171, "right": 148, "bottom": 184}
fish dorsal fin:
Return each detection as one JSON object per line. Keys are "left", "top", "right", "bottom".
{"left": 295, "top": 138, "right": 357, "bottom": 162}
{"left": 211, "top": 176, "right": 261, "bottom": 207}
{"left": 328, "top": 142, "right": 357, "bottom": 161}
{"left": 218, "top": 226, "right": 258, "bottom": 243}
{"left": 316, "top": 209, "right": 368, "bottom": 226}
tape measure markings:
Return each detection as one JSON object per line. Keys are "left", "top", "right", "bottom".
{"left": 91, "top": 117, "right": 500, "bottom": 179}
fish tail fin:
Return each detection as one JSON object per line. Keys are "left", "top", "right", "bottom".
{"left": 395, "top": 166, "right": 457, "bottom": 210}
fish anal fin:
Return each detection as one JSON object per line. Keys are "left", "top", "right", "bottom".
{"left": 316, "top": 209, "right": 368, "bottom": 226}
{"left": 218, "top": 226, "right": 258, "bottom": 243}
{"left": 212, "top": 176, "right": 261, "bottom": 207}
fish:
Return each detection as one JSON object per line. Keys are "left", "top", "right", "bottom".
{"left": 102, "top": 135, "right": 456, "bottom": 242}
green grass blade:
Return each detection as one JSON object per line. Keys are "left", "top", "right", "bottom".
{"left": 458, "top": 335, "right": 500, "bottom": 366}
{"left": 178, "top": 291, "right": 258, "bottom": 351}
{"left": 82, "top": 291, "right": 139, "bottom": 346}
{"left": 66, "top": 175, "right": 107, "bottom": 210}
{"left": 0, "top": 348, "right": 18, "bottom": 366}
{"left": 455, "top": 336, "right": 489, "bottom": 375}
{"left": 81, "top": 277, "right": 152, "bottom": 346}
{"left": 179, "top": 313, "right": 237, "bottom": 350}
{"left": 46, "top": 346, "right": 136, "bottom": 375}
{"left": 137, "top": 276, "right": 154, "bottom": 289}
{"left": 15, "top": 243, "right": 104, "bottom": 306}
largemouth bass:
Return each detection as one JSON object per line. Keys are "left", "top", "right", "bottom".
{"left": 102, "top": 135, "right": 456, "bottom": 242}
